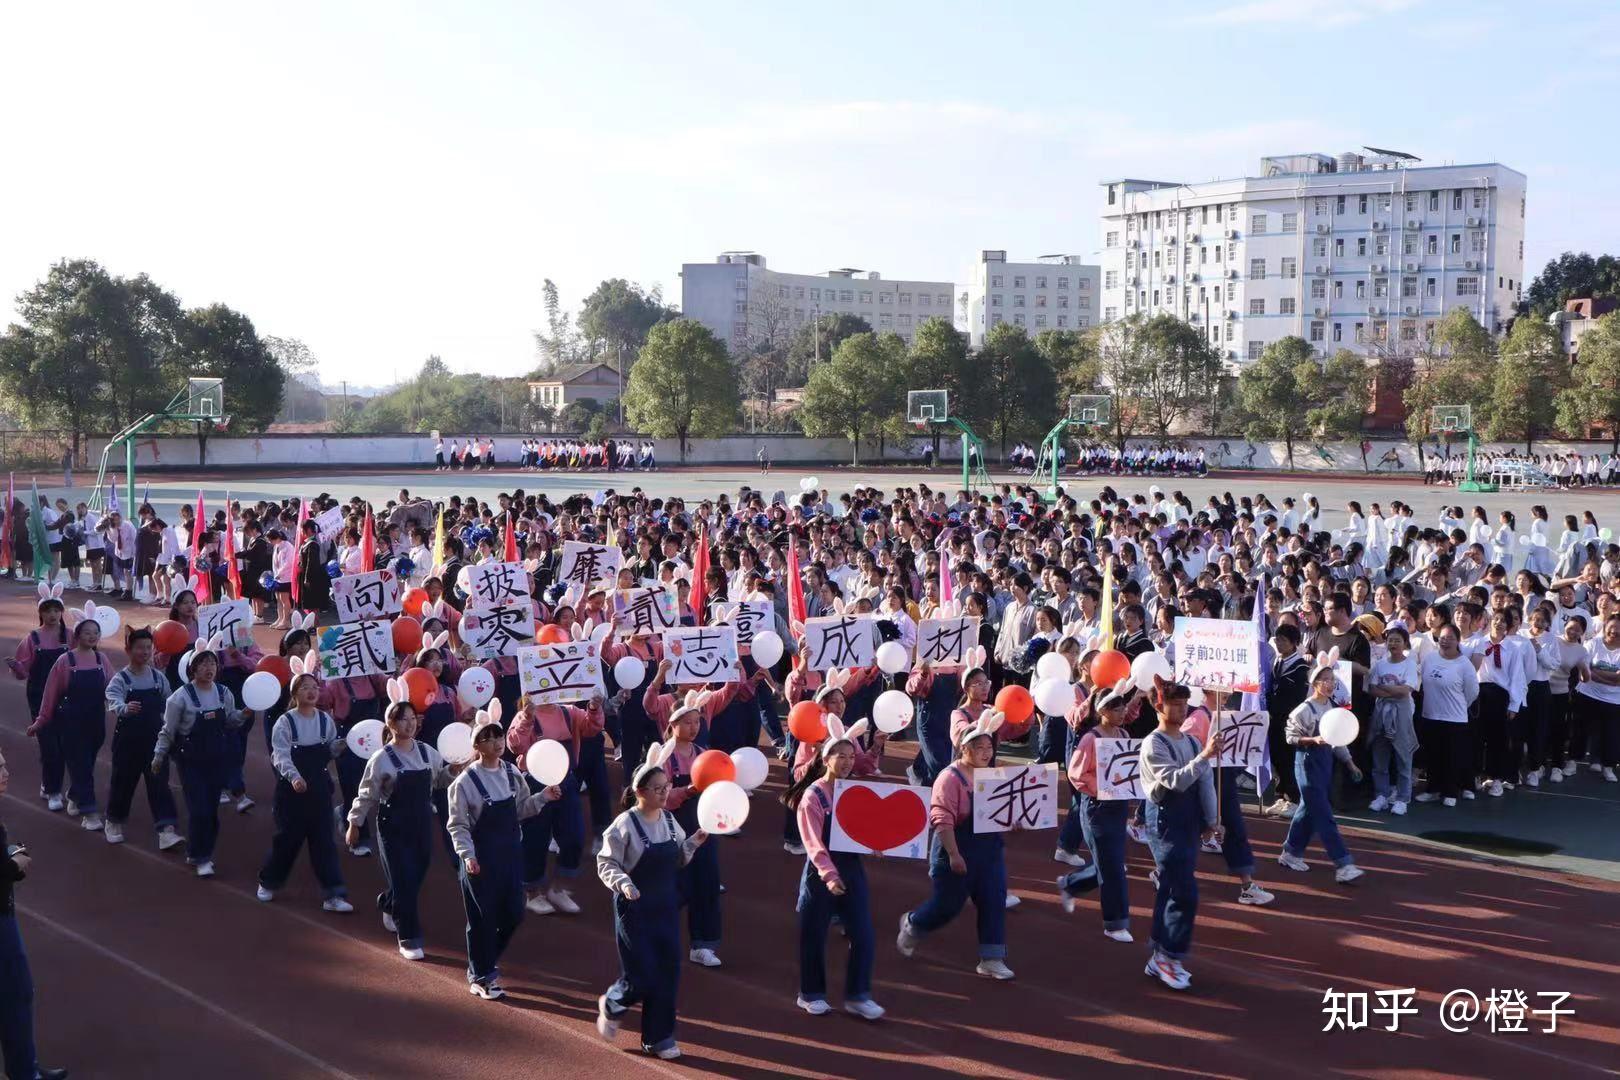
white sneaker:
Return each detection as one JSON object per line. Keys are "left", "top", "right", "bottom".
{"left": 1278, "top": 852, "right": 1310, "bottom": 872}
{"left": 1368, "top": 795, "right": 1390, "bottom": 812}
{"left": 596, "top": 995, "right": 620, "bottom": 1040}
{"left": 783, "top": 842, "right": 806, "bottom": 856}
{"left": 896, "top": 914, "right": 918, "bottom": 958}
{"left": 382, "top": 912, "right": 397, "bottom": 933}
{"left": 1148, "top": 869, "right": 1160, "bottom": 888}
{"left": 1238, "top": 882, "right": 1275, "bottom": 906}
{"left": 399, "top": 945, "right": 425, "bottom": 961}
{"left": 1103, "top": 928, "right": 1134, "bottom": 943}
{"left": 1525, "top": 769, "right": 1541, "bottom": 788}
{"left": 1605, "top": 768, "right": 1618, "bottom": 783}
{"left": 468, "top": 981, "right": 506, "bottom": 1000}
{"left": 350, "top": 844, "right": 373, "bottom": 857}
{"left": 1391, "top": 801, "right": 1407, "bottom": 816}
{"left": 256, "top": 885, "right": 274, "bottom": 901}
{"left": 157, "top": 827, "right": 184, "bottom": 851}
{"left": 323, "top": 897, "right": 355, "bottom": 913}
{"left": 1563, "top": 759, "right": 1577, "bottom": 776}
{"left": 1414, "top": 792, "right": 1440, "bottom": 803}
{"left": 235, "top": 794, "right": 255, "bottom": 813}
{"left": 689, "top": 948, "right": 721, "bottom": 967}
{"left": 1200, "top": 837, "right": 1223, "bottom": 853}
{"left": 525, "top": 894, "right": 556, "bottom": 916}
{"left": 546, "top": 887, "right": 581, "bottom": 914}
{"left": 1264, "top": 798, "right": 1297, "bottom": 817}
{"left": 655, "top": 1045, "right": 682, "bottom": 1060}
{"left": 1126, "top": 822, "right": 1149, "bottom": 844}
{"left": 104, "top": 821, "right": 125, "bottom": 844}
{"left": 1056, "top": 875, "right": 1076, "bottom": 914}
{"left": 65, "top": 799, "right": 81, "bottom": 818}
{"left": 1004, "top": 893, "right": 1021, "bottom": 909}
{"left": 1335, "top": 865, "right": 1366, "bottom": 884}
{"left": 1461, "top": 790, "right": 1476, "bottom": 800}
{"left": 796, "top": 996, "right": 831, "bottom": 1015}
{"left": 219, "top": 791, "right": 232, "bottom": 804}
{"left": 81, "top": 814, "right": 104, "bottom": 832}
{"left": 975, "top": 959, "right": 1015, "bottom": 980}
{"left": 1144, "top": 952, "right": 1190, "bottom": 991}
{"left": 845, "top": 999, "right": 885, "bottom": 1021}
{"left": 1548, "top": 768, "right": 1564, "bottom": 784}
{"left": 1487, "top": 780, "right": 1504, "bottom": 797}
{"left": 1592, "top": 762, "right": 1604, "bottom": 774}
{"left": 1053, "top": 847, "right": 1086, "bottom": 867}
{"left": 195, "top": 860, "right": 216, "bottom": 878}
{"left": 1443, "top": 797, "right": 1458, "bottom": 807}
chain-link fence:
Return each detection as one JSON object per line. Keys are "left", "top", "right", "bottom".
{"left": 0, "top": 430, "right": 77, "bottom": 473}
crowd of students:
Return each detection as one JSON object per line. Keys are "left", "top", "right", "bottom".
{"left": 6, "top": 475, "right": 1620, "bottom": 1065}
{"left": 433, "top": 437, "right": 657, "bottom": 472}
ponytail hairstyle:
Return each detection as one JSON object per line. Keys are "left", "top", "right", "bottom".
{"left": 782, "top": 755, "right": 828, "bottom": 811}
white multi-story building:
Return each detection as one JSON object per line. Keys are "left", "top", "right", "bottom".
{"left": 1098, "top": 150, "right": 1527, "bottom": 365}
{"left": 959, "top": 250, "right": 1099, "bottom": 347}
{"left": 679, "top": 252, "right": 956, "bottom": 355}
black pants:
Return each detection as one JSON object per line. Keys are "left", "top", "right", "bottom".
{"left": 1522, "top": 681, "right": 1550, "bottom": 773}
{"left": 1547, "top": 692, "right": 1572, "bottom": 767}
{"left": 1477, "top": 684, "right": 1513, "bottom": 782}
{"left": 1420, "top": 718, "right": 1472, "bottom": 798}
{"left": 1267, "top": 714, "right": 1299, "bottom": 802}
{"left": 106, "top": 723, "right": 179, "bottom": 830}
{"left": 1582, "top": 695, "right": 1620, "bottom": 768}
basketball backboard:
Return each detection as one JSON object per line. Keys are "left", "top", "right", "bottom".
{"left": 907, "top": 389, "right": 949, "bottom": 424}
{"left": 1432, "top": 404, "right": 1471, "bottom": 434}
{"left": 186, "top": 378, "right": 224, "bottom": 418}
{"left": 1069, "top": 394, "right": 1111, "bottom": 426}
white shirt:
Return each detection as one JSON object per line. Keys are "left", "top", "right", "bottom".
{"left": 1577, "top": 640, "right": 1620, "bottom": 705}
{"left": 1419, "top": 653, "right": 1479, "bottom": 724}
{"left": 1476, "top": 634, "right": 1531, "bottom": 711}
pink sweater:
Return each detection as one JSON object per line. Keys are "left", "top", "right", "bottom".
{"left": 928, "top": 764, "right": 973, "bottom": 832}
{"left": 796, "top": 777, "right": 845, "bottom": 888}
{"left": 33, "top": 649, "right": 115, "bottom": 726}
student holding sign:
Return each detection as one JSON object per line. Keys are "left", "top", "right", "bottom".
{"left": 1180, "top": 702, "right": 1275, "bottom": 908}
{"left": 783, "top": 719, "right": 885, "bottom": 1021}
{"left": 657, "top": 697, "right": 727, "bottom": 968}
{"left": 1061, "top": 681, "right": 1136, "bottom": 939}
{"left": 326, "top": 671, "right": 387, "bottom": 857}
{"left": 897, "top": 711, "right": 1015, "bottom": 981}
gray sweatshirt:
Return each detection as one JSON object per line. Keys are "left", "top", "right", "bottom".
{"left": 154, "top": 683, "right": 244, "bottom": 764}
{"left": 446, "top": 761, "right": 553, "bottom": 862}
{"left": 269, "top": 708, "right": 345, "bottom": 784}
{"left": 1139, "top": 728, "right": 1218, "bottom": 826}
{"left": 105, "top": 666, "right": 169, "bottom": 717}
{"left": 596, "top": 809, "right": 700, "bottom": 895}
{"left": 1286, "top": 698, "right": 1353, "bottom": 765}
{"left": 347, "top": 741, "right": 450, "bottom": 828}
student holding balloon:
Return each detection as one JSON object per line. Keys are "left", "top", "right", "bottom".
{"left": 218, "top": 637, "right": 266, "bottom": 814}
{"left": 103, "top": 626, "right": 183, "bottom": 850}
{"left": 602, "top": 637, "right": 662, "bottom": 780}
{"left": 658, "top": 697, "right": 727, "bottom": 968}
{"left": 505, "top": 693, "right": 605, "bottom": 917}
{"left": 325, "top": 670, "right": 387, "bottom": 857}
{"left": 151, "top": 638, "right": 248, "bottom": 878}
{"left": 156, "top": 591, "right": 200, "bottom": 689}
{"left": 1278, "top": 653, "right": 1365, "bottom": 884}
{"left": 258, "top": 661, "right": 353, "bottom": 910}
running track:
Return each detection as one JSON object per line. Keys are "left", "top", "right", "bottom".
{"left": 3, "top": 586, "right": 1617, "bottom": 1079}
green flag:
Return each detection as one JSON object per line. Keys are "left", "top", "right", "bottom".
{"left": 28, "top": 478, "right": 51, "bottom": 575}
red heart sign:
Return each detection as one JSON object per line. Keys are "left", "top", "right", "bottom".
{"left": 835, "top": 784, "right": 927, "bottom": 853}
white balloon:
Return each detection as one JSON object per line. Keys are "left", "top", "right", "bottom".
{"left": 806, "top": 477, "right": 820, "bottom": 490}
{"left": 729, "top": 746, "right": 769, "bottom": 791}
{"left": 750, "top": 630, "right": 784, "bottom": 668}
{"left": 697, "top": 780, "right": 750, "bottom": 835}
{"left": 1516, "top": 534, "right": 1530, "bottom": 549}
{"left": 1034, "top": 651, "right": 1071, "bottom": 683}
{"left": 436, "top": 723, "right": 475, "bottom": 764}
{"left": 93, "top": 605, "right": 121, "bottom": 636}
{"left": 1130, "top": 650, "right": 1173, "bottom": 692}
{"left": 875, "top": 640, "right": 910, "bottom": 676}
{"left": 873, "top": 689, "right": 914, "bottom": 734}
{"left": 525, "top": 739, "right": 570, "bottom": 786}
{"left": 457, "top": 667, "right": 495, "bottom": 708}
{"left": 346, "top": 719, "right": 386, "bottom": 758}
{"left": 799, "top": 477, "right": 814, "bottom": 492}
{"left": 1319, "top": 707, "right": 1359, "bottom": 748}
{"left": 241, "top": 670, "right": 281, "bottom": 711}
{"left": 1033, "top": 677, "right": 1075, "bottom": 717}
{"left": 591, "top": 621, "right": 613, "bottom": 643}
{"left": 613, "top": 655, "right": 647, "bottom": 689}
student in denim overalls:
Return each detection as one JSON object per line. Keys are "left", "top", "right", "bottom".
{"left": 152, "top": 647, "right": 247, "bottom": 878}
{"left": 259, "top": 672, "right": 351, "bottom": 911}
{"left": 7, "top": 590, "right": 68, "bottom": 810}
{"left": 103, "top": 627, "right": 182, "bottom": 850}
{"left": 26, "top": 619, "right": 111, "bottom": 831}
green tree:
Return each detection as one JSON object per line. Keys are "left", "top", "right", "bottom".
{"left": 977, "top": 323, "right": 1058, "bottom": 454}
{"left": 1237, "top": 339, "right": 1369, "bottom": 468}
{"left": 622, "top": 319, "right": 739, "bottom": 460}
{"left": 1092, "top": 317, "right": 1148, "bottom": 448}
{"left": 175, "top": 303, "right": 283, "bottom": 463}
{"left": 1487, "top": 317, "right": 1568, "bottom": 450}
{"left": 1133, "top": 315, "right": 1222, "bottom": 437}
{"left": 0, "top": 260, "right": 120, "bottom": 458}
{"left": 786, "top": 313, "right": 872, "bottom": 386}
{"left": 1556, "top": 312, "right": 1620, "bottom": 451}
{"left": 1402, "top": 309, "right": 1496, "bottom": 462}
{"left": 1524, "top": 252, "right": 1620, "bottom": 317}
{"left": 901, "top": 317, "right": 972, "bottom": 459}
{"left": 800, "top": 332, "right": 905, "bottom": 464}
{"left": 1037, "top": 328, "right": 1100, "bottom": 399}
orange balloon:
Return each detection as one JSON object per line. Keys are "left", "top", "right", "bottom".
{"left": 154, "top": 620, "right": 190, "bottom": 655}
{"left": 690, "top": 749, "right": 737, "bottom": 792}
{"left": 1091, "top": 649, "right": 1132, "bottom": 689}
{"left": 788, "top": 701, "right": 828, "bottom": 743}
{"left": 994, "top": 684, "right": 1035, "bottom": 727}
{"left": 256, "top": 654, "right": 293, "bottom": 687}
{"left": 537, "top": 623, "right": 570, "bottom": 646}
{"left": 401, "top": 587, "right": 429, "bottom": 618}
{"left": 392, "top": 615, "right": 424, "bottom": 655}
{"left": 400, "top": 666, "right": 438, "bottom": 712}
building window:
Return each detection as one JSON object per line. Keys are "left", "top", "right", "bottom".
{"left": 840, "top": 290, "right": 853, "bottom": 302}
{"left": 879, "top": 292, "right": 892, "bottom": 304}
{"left": 1336, "top": 195, "right": 1346, "bottom": 215}
{"left": 734, "top": 300, "right": 747, "bottom": 314}
{"left": 1079, "top": 277, "right": 1091, "bottom": 290}
{"left": 1378, "top": 193, "right": 1392, "bottom": 211}
{"left": 779, "top": 285, "right": 789, "bottom": 298}
{"left": 1357, "top": 238, "right": 1367, "bottom": 256}
{"left": 810, "top": 288, "right": 820, "bottom": 300}
{"left": 1152, "top": 290, "right": 1160, "bottom": 306}
{"left": 1427, "top": 235, "right": 1439, "bottom": 255}
{"left": 1311, "top": 279, "right": 1326, "bottom": 299}
{"left": 1355, "top": 322, "right": 1366, "bottom": 343}
{"left": 1057, "top": 316, "right": 1068, "bottom": 327}
{"left": 1373, "top": 278, "right": 1388, "bottom": 298}
{"left": 1310, "top": 321, "right": 1324, "bottom": 342}
{"left": 859, "top": 291, "right": 872, "bottom": 303}
{"left": 1247, "top": 341, "right": 1265, "bottom": 360}
{"left": 1057, "top": 295, "right": 1069, "bottom": 308}
{"left": 1282, "top": 212, "right": 1298, "bottom": 233}
{"left": 1453, "top": 190, "right": 1463, "bottom": 210}
{"left": 899, "top": 291, "right": 911, "bottom": 304}
{"left": 1035, "top": 295, "right": 1047, "bottom": 308}
{"left": 1249, "top": 298, "right": 1266, "bottom": 315}
{"left": 990, "top": 295, "right": 1002, "bottom": 307}
{"left": 1429, "top": 191, "right": 1440, "bottom": 211}
{"left": 1126, "top": 252, "right": 1135, "bottom": 269}
{"left": 1078, "top": 296, "right": 1091, "bottom": 309}
{"left": 1213, "top": 286, "right": 1222, "bottom": 303}
{"left": 1313, "top": 238, "right": 1327, "bottom": 257}
{"left": 1333, "top": 281, "right": 1344, "bottom": 299}
{"left": 919, "top": 293, "right": 932, "bottom": 306}
{"left": 1403, "top": 235, "right": 1417, "bottom": 256}
{"left": 1215, "top": 245, "right": 1223, "bottom": 262}
{"left": 1105, "top": 270, "right": 1119, "bottom": 288}
{"left": 1035, "top": 276, "right": 1047, "bottom": 288}
{"left": 1375, "top": 235, "right": 1389, "bottom": 256}
{"left": 1250, "top": 214, "right": 1267, "bottom": 234}
{"left": 1105, "top": 231, "right": 1119, "bottom": 247}
{"left": 991, "top": 276, "right": 1003, "bottom": 288}
{"left": 794, "top": 286, "right": 804, "bottom": 299}
{"left": 1402, "top": 278, "right": 1417, "bottom": 298}
{"left": 1013, "top": 314, "right": 1025, "bottom": 326}
{"left": 1401, "top": 322, "right": 1417, "bottom": 341}
{"left": 1358, "top": 194, "right": 1368, "bottom": 214}
{"left": 1105, "top": 306, "right": 1118, "bottom": 320}
{"left": 1013, "top": 294, "right": 1025, "bottom": 307}
{"left": 991, "top": 314, "right": 1003, "bottom": 326}
{"left": 1470, "top": 231, "right": 1486, "bottom": 253}
{"left": 794, "top": 308, "right": 804, "bottom": 320}
{"left": 1334, "top": 239, "right": 1345, "bottom": 257}
{"left": 1405, "top": 194, "right": 1417, "bottom": 212}
{"left": 1449, "top": 234, "right": 1462, "bottom": 254}
{"left": 1035, "top": 314, "right": 1047, "bottom": 327}
{"left": 1057, "top": 277, "right": 1069, "bottom": 289}
{"left": 1280, "top": 298, "right": 1296, "bottom": 315}
{"left": 880, "top": 312, "right": 892, "bottom": 325}
{"left": 1473, "top": 188, "right": 1485, "bottom": 209}
{"left": 1456, "top": 276, "right": 1480, "bottom": 296}
{"left": 1314, "top": 196, "right": 1330, "bottom": 214}
{"left": 936, "top": 294, "right": 949, "bottom": 305}
{"left": 1333, "top": 322, "right": 1343, "bottom": 342}
{"left": 1425, "top": 277, "right": 1437, "bottom": 297}
{"left": 1355, "top": 280, "right": 1366, "bottom": 299}
{"left": 1281, "top": 257, "right": 1297, "bottom": 279}
{"left": 1013, "top": 276, "right": 1025, "bottom": 288}
{"left": 1249, "top": 258, "right": 1266, "bottom": 280}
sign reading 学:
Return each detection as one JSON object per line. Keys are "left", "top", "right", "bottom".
{"left": 1172, "top": 616, "right": 1260, "bottom": 693}
{"left": 332, "top": 568, "right": 402, "bottom": 623}
{"left": 517, "top": 641, "right": 605, "bottom": 705}
{"left": 662, "top": 624, "right": 740, "bottom": 685}
{"left": 1095, "top": 737, "right": 1144, "bottom": 800}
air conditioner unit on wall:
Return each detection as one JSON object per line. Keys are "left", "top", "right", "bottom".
{"left": 1314, "top": 307, "right": 1326, "bottom": 317}
{"left": 1465, "top": 260, "right": 1480, "bottom": 271}
{"left": 1371, "top": 221, "right": 1385, "bottom": 231}
{"left": 1466, "top": 216, "right": 1481, "bottom": 226}
{"left": 1316, "top": 224, "right": 1329, "bottom": 234}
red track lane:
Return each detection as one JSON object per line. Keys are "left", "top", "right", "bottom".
{"left": 3, "top": 585, "right": 1618, "bottom": 1079}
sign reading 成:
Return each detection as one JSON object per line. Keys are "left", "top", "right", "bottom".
{"left": 828, "top": 779, "right": 930, "bottom": 858}
{"left": 711, "top": 600, "right": 774, "bottom": 653}
{"left": 1096, "top": 737, "right": 1144, "bottom": 800}
{"left": 460, "top": 600, "right": 536, "bottom": 660}
{"left": 1172, "top": 616, "right": 1260, "bottom": 693}
{"left": 1213, "top": 710, "right": 1268, "bottom": 769}
{"left": 615, "top": 586, "right": 680, "bottom": 637}
{"left": 915, "top": 617, "right": 979, "bottom": 667}
{"left": 662, "top": 625, "right": 740, "bottom": 685}
{"left": 197, "top": 599, "right": 254, "bottom": 649}
{"left": 464, "top": 561, "right": 531, "bottom": 610}
{"left": 971, "top": 764, "right": 1059, "bottom": 833}
{"left": 517, "top": 641, "right": 604, "bottom": 705}
{"left": 801, "top": 614, "right": 877, "bottom": 671}
{"left": 318, "top": 620, "right": 395, "bottom": 680}
{"left": 558, "top": 541, "right": 622, "bottom": 588}
{"left": 332, "top": 568, "right": 402, "bottom": 623}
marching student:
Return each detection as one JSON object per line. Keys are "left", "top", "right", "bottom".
{"left": 897, "top": 709, "right": 1017, "bottom": 980}
{"left": 157, "top": 589, "right": 200, "bottom": 689}
{"left": 26, "top": 608, "right": 113, "bottom": 832}
{"left": 219, "top": 637, "right": 265, "bottom": 814}
{"left": 784, "top": 717, "right": 886, "bottom": 1020}
{"left": 447, "top": 710, "right": 559, "bottom": 1000}
{"left": 152, "top": 636, "right": 249, "bottom": 877}
{"left": 657, "top": 695, "right": 727, "bottom": 968}
{"left": 1059, "top": 681, "right": 1131, "bottom": 937}
{"left": 1180, "top": 692, "right": 1276, "bottom": 908}
{"left": 103, "top": 627, "right": 184, "bottom": 850}
{"left": 326, "top": 669, "right": 387, "bottom": 856}
{"left": 1278, "top": 654, "right": 1366, "bottom": 882}
{"left": 595, "top": 741, "right": 709, "bottom": 1060}
{"left": 348, "top": 688, "right": 451, "bottom": 958}
{"left": 505, "top": 693, "right": 606, "bottom": 917}
{"left": 258, "top": 657, "right": 352, "bottom": 912}
{"left": 8, "top": 585, "right": 70, "bottom": 811}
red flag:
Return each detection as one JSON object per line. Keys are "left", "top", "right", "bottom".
{"left": 1, "top": 473, "right": 14, "bottom": 571}
{"left": 786, "top": 535, "right": 807, "bottom": 630}
{"left": 503, "top": 511, "right": 518, "bottom": 563}
{"left": 221, "top": 491, "right": 240, "bottom": 600}
{"left": 689, "top": 527, "right": 709, "bottom": 626}
{"left": 940, "top": 549, "right": 954, "bottom": 610}
{"left": 190, "top": 491, "right": 209, "bottom": 603}
{"left": 360, "top": 509, "right": 376, "bottom": 574}
{"left": 291, "top": 498, "right": 309, "bottom": 607}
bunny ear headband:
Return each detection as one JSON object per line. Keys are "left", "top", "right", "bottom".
{"left": 36, "top": 582, "right": 65, "bottom": 609}
{"left": 667, "top": 689, "right": 713, "bottom": 733}
{"left": 1097, "top": 676, "right": 1135, "bottom": 712}
{"left": 955, "top": 708, "right": 1004, "bottom": 749}
{"left": 1309, "top": 646, "right": 1341, "bottom": 682}
{"left": 292, "top": 610, "right": 317, "bottom": 631}
{"left": 821, "top": 716, "right": 870, "bottom": 759}
{"left": 814, "top": 667, "right": 852, "bottom": 703}
{"left": 385, "top": 678, "right": 408, "bottom": 705}
{"left": 288, "top": 651, "right": 321, "bottom": 680}
{"left": 471, "top": 697, "right": 504, "bottom": 735}
{"left": 633, "top": 738, "right": 677, "bottom": 788}
{"left": 63, "top": 599, "right": 98, "bottom": 627}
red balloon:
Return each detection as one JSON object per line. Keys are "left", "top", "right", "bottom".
{"left": 401, "top": 587, "right": 429, "bottom": 618}
{"left": 690, "top": 749, "right": 737, "bottom": 792}
{"left": 537, "top": 623, "right": 570, "bottom": 645}
{"left": 154, "top": 620, "right": 190, "bottom": 655}
{"left": 392, "top": 615, "right": 424, "bottom": 655}
{"left": 788, "top": 701, "right": 828, "bottom": 743}
{"left": 256, "top": 654, "right": 293, "bottom": 687}
{"left": 1091, "top": 649, "right": 1132, "bottom": 688}
{"left": 994, "top": 684, "right": 1035, "bottom": 728}
{"left": 400, "top": 666, "right": 438, "bottom": 712}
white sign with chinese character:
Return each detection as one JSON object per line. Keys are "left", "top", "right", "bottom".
{"left": 662, "top": 624, "right": 740, "bottom": 685}
{"left": 801, "top": 614, "right": 877, "bottom": 672}
{"left": 1212, "top": 710, "right": 1268, "bottom": 769}
{"left": 1095, "top": 737, "right": 1144, "bottom": 800}
{"left": 971, "top": 763, "right": 1059, "bottom": 833}
{"left": 332, "top": 568, "right": 402, "bottom": 623}
{"left": 614, "top": 586, "right": 680, "bottom": 638}
{"left": 915, "top": 617, "right": 980, "bottom": 667}
{"left": 197, "top": 599, "right": 254, "bottom": 649}
{"left": 517, "top": 641, "right": 605, "bottom": 705}
{"left": 460, "top": 600, "right": 536, "bottom": 660}
{"left": 313, "top": 506, "right": 344, "bottom": 543}
{"left": 465, "top": 561, "right": 530, "bottom": 610}
{"left": 558, "top": 541, "right": 622, "bottom": 587}
{"left": 1172, "top": 616, "right": 1260, "bottom": 693}
{"left": 318, "top": 620, "right": 395, "bottom": 680}
{"left": 711, "top": 600, "right": 773, "bottom": 653}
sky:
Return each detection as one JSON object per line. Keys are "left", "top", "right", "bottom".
{"left": 4, "top": 0, "right": 1617, "bottom": 386}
